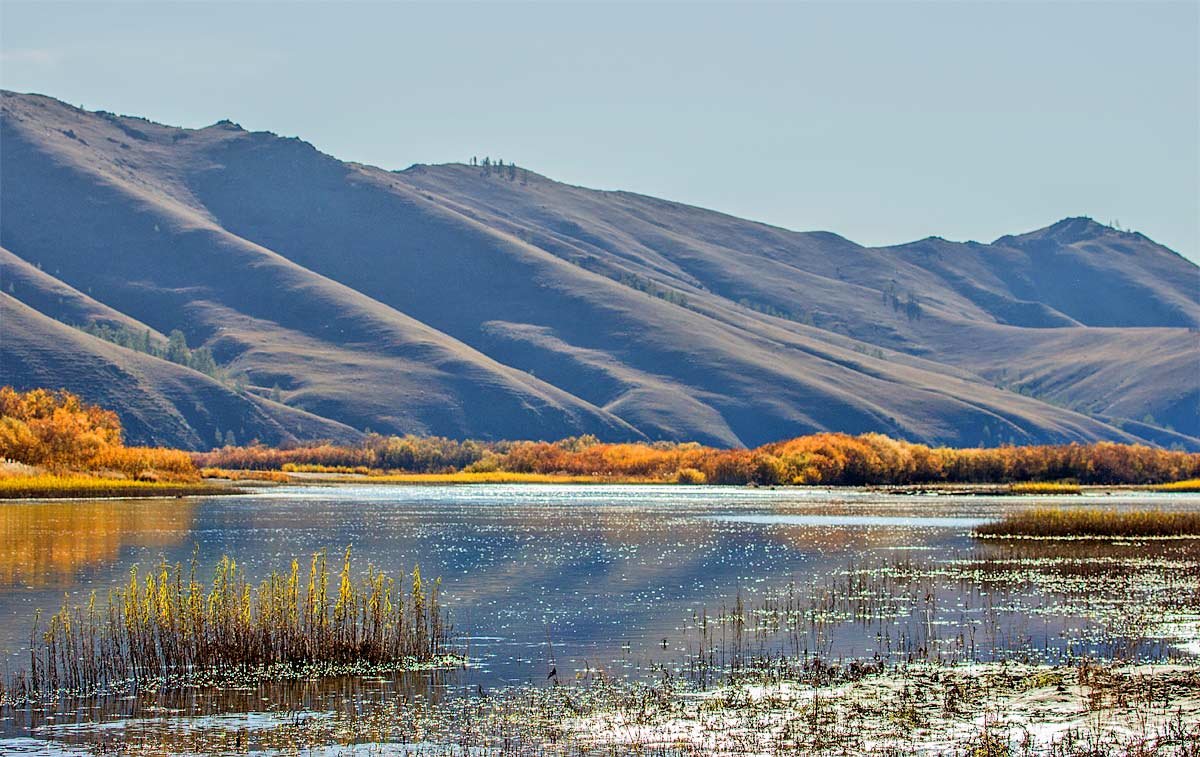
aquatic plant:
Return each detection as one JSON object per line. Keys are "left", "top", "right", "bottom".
{"left": 2, "top": 548, "right": 452, "bottom": 703}
{"left": 974, "top": 508, "right": 1200, "bottom": 538}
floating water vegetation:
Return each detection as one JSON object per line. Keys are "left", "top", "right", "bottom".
{"left": 23, "top": 663, "right": 1200, "bottom": 756}
{"left": 1, "top": 548, "right": 453, "bottom": 704}
{"left": 975, "top": 507, "right": 1200, "bottom": 539}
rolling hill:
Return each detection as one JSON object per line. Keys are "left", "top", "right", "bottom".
{"left": 1, "top": 90, "right": 1196, "bottom": 449}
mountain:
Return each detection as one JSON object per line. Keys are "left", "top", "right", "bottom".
{"left": 1, "top": 90, "right": 1197, "bottom": 450}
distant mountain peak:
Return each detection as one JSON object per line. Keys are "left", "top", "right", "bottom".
{"left": 992, "top": 216, "right": 1116, "bottom": 248}
{"left": 1044, "top": 216, "right": 1111, "bottom": 239}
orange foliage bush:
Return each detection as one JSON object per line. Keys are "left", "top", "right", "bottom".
{"left": 0, "top": 387, "right": 197, "bottom": 480}
{"left": 0, "top": 387, "right": 121, "bottom": 471}
{"left": 89, "top": 446, "right": 197, "bottom": 480}
{"left": 186, "top": 429, "right": 1200, "bottom": 486}
{"left": 495, "top": 432, "right": 1200, "bottom": 486}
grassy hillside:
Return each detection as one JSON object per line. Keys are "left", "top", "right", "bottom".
{"left": 1, "top": 90, "right": 1196, "bottom": 450}
{"left": 1, "top": 295, "right": 361, "bottom": 448}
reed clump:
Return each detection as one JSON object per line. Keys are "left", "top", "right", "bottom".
{"left": 974, "top": 507, "right": 1200, "bottom": 538}
{"left": 1008, "top": 482, "right": 1081, "bottom": 495}
{"left": 2, "top": 548, "right": 452, "bottom": 703}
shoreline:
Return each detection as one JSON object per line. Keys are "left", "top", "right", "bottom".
{"left": 0, "top": 480, "right": 242, "bottom": 500}
{"left": 19, "top": 660, "right": 1192, "bottom": 755}
{"left": 2, "top": 475, "right": 1198, "bottom": 500}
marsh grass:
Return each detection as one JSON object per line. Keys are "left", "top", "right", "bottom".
{"left": 1008, "top": 482, "right": 1082, "bottom": 495}
{"left": 281, "top": 463, "right": 373, "bottom": 474}
{"left": 199, "top": 468, "right": 291, "bottom": 483}
{"left": 0, "top": 474, "right": 235, "bottom": 499}
{"left": 87, "top": 663, "right": 1199, "bottom": 756}
{"left": 974, "top": 508, "right": 1200, "bottom": 538}
{"left": 1, "top": 548, "right": 452, "bottom": 704}
{"left": 1156, "top": 478, "right": 1200, "bottom": 493}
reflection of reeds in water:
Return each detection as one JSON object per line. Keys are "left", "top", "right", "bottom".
{"left": 3, "top": 548, "right": 451, "bottom": 703}
{"left": 687, "top": 565, "right": 966, "bottom": 687}
{"left": 0, "top": 500, "right": 196, "bottom": 588}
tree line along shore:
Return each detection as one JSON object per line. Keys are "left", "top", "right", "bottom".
{"left": 2, "top": 386, "right": 1199, "bottom": 498}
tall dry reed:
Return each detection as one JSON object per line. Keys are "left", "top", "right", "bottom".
{"left": 3, "top": 548, "right": 451, "bottom": 703}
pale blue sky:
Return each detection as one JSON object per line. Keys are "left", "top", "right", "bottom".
{"left": 2, "top": 1, "right": 1197, "bottom": 261}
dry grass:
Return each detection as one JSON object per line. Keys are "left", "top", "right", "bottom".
{"left": 199, "top": 467, "right": 291, "bottom": 483}
{"left": 88, "top": 445, "right": 197, "bottom": 480}
{"left": 1008, "top": 482, "right": 1081, "bottom": 495}
{"left": 1156, "top": 478, "right": 1200, "bottom": 492}
{"left": 3, "top": 548, "right": 453, "bottom": 703}
{"left": 674, "top": 467, "right": 708, "bottom": 484}
{"left": 281, "top": 463, "right": 374, "bottom": 474}
{"left": 974, "top": 507, "right": 1200, "bottom": 538}
{"left": 0, "top": 474, "right": 233, "bottom": 499}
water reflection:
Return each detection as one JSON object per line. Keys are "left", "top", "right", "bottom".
{"left": 0, "top": 499, "right": 196, "bottom": 589}
{"left": 0, "top": 485, "right": 1197, "bottom": 753}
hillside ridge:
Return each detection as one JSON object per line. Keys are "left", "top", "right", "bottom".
{"left": 1, "top": 90, "right": 1196, "bottom": 449}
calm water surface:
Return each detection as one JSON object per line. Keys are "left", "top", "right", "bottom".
{"left": 1, "top": 484, "right": 1198, "bottom": 751}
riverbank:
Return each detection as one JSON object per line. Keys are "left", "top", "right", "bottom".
{"left": 4, "top": 472, "right": 1197, "bottom": 500}
{"left": 0, "top": 474, "right": 239, "bottom": 499}
{"left": 203, "top": 470, "right": 1200, "bottom": 494}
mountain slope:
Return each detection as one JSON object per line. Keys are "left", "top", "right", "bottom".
{"left": 392, "top": 163, "right": 1200, "bottom": 438}
{"left": 1, "top": 90, "right": 1196, "bottom": 450}
{"left": 1, "top": 293, "right": 362, "bottom": 447}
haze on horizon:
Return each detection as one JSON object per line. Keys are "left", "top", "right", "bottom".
{"left": 1, "top": 1, "right": 1197, "bottom": 261}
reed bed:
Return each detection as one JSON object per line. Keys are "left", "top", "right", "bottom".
{"left": 1008, "top": 482, "right": 1082, "bottom": 495}
{"left": 0, "top": 474, "right": 233, "bottom": 499}
{"left": 1156, "top": 478, "right": 1200, "bottom": 493}
{"left": 1, "top": 548, "right": 453, "bottom": 704}
{"left": 974, "top": 507, "right": 1200, "bottom": 538}
{"left": 198, "top": 467, "right": 291, "bottom": 483}
{"left": 281, "top": 463, "right": 374, "bottom": 474}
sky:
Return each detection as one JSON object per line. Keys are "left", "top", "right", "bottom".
{"left": 2, "top": 1, "right": 1198, "bottom": 262}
